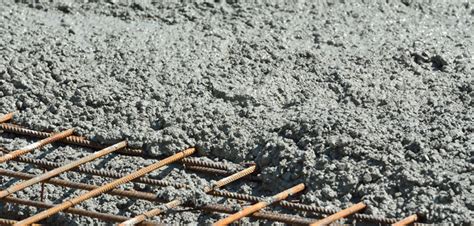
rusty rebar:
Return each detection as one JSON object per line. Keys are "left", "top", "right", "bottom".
{"left": 0, "top": 217, "right": 41, "bottom": 226}
{"left": 184, "top": 165, "right": 261, "bottom": 182}
{"left": 0, "top": 123, "right": 232, "bottom": 170}
{"left": 1, "top": 196, "right": 157, "bottom": 224}
{"left": 0, "top": 123, "right": 136, "bottom": 154}
{"left": 0, "top": 147, "right": 186, "bottom": 188}
{"left": 0, "top": 217, "right": 19, "bottom": 225}
{"left": 0, "top": 112, "right": 14, "bottom": 123}
{"left": 214, "top": 183, "right": 306, "bottom": 226}
{"left": 0, "top": 141, "right": 127, "bottom": 199}
{"left": 181, "top": 158, "right": 230, "bottom": 170}
{"left": 201, "top": 204, "right": 314, "bottom": 225}
{"left": 120, "top": 165, "right": 257, "bottom": 225}
{"left": 0, "top": 128, "right": 74, "bottom": 164}
{"left": 393, "top": 214, "right": 418, "bottom": 226}
{"left": 310, "top": 202, "right": 367, "bottom": 226}
{"left": 15, "top": 148, "right": 196, "bottom": 225}
{"left": 0, "top": 169, "right": 165, "bottom": 202}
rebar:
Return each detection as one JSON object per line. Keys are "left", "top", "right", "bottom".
{"left": 0, "top": 123, "right": 135, "bottom": 154}
{"left": 0, "top": 148, "right": 186, "bottom": 188}
{"left": 0, "top": 112, "right": 14, "bottom": 123}
{"left": 119, "top": 165, "right": 257, "bottom": 226}
{"left": 201, "top": 204, "right": 314, "bottom": 225}
{"left": 393, "top": 214, "right": 418, "bottom": 226}
{"left": 0, "top": 141, "right": 127, "bottom": 199}
{"left": 15, "top": 148, "right": 196, "bottom": 225}
{"left": 310, "top": 202, "right": 367, "bottom": 226}
{"left": 0, "top": 123, "right": 232, "bottom": 170}
{"left": 181, "top": 158, "right": 230, "bottom": 170}
{"left": 1, "top": 196, "right": 157, "bottom": 224}
{"left": 184, "top": 165, "right": 261, "bottom": 181}
{"left": 214, "top": 183, "right": 306, "bottom": 226}
{"left": 0, "top": 128, "right": 74, "bottom": 164}
{"left": 211, "top": 165, "right": 256, "bottom": 189}
{"left": 0, "top": 217, "right": 19, "bottom": 225}
{"left": 0, "top": 217, "right": 41, "bottom": 226}
{"left": 0, "top": 169, "right": 165, "bottom": 202}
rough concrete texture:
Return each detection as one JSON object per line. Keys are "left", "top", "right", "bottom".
{"left": 0, "top": 0, "right": 473, "bottom": 224}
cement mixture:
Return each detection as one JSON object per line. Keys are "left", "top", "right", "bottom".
{"left": 0, "top": 0, "right": 473, "bottom": 224}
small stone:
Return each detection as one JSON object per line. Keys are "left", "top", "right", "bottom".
{"left": 363, "top": 174, "right": 372, "bottom": 183}
{"left": 322, "top": 187, "right": 337, "bottom": 199}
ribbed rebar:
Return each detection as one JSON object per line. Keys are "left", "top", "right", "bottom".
{"left": 0, "top": 169, "right": 165, "bottom": 202}
{"left": 185, "top": 165, "right": 262, "bottom": 182}
{"left": 0, "top": 123, "right": 135, "bottom": 154}
{"left": 0, "top": 217, "right": 19, "bottom": 225}
{"left": 0, "top": 112, "right": 14, "bottom": 123}
{"left": 393, "top": 214, "right": 418, "bottom": 226}
{"left": 214, "top": 183, "right": 306, "bottom": 226}
{"left": 2, "top": 196, "right": 158, "bottom": 224}
{"left": 0, "top": 141, "right": 127, "bottom": 199}
{"left": 310, "top": 202, "right": 366, "bottom": 226}
{"left": 0, "top": 217, "right": 41, "bottom": 226}
{"left": 15, "top": 148, "right": 196, "bottom": 225}
{"left": 181, "top": 158, "right": 230, "bottom": 170}
{"left": 201, "top": 204, "right": 314, "bottom": 225}
{"left": 0, "top": 128, "right": 74, "bottom": 163}
{"left": 0, "top": 123, "right": 232, "bottom": 170}
{"left": 211, "top": 165, "right": 256, "bottom": 189}
{"left": 0, "top": 147, "right": 185, "bottom": 188}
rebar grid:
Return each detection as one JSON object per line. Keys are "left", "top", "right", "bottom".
{"left": 0, "top": 113, "right": 420, "bottom": 225}
{"left": 14, "top": 148, "right": 196, "bottom": 225}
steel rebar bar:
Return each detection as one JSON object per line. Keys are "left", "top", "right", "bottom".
{"left": 1, "top": 196, "right": 157, "bottom": 224}
{"left": 213, "top": 183, "right": 306, "bottom": 226}
{"left": 0, "top": 112, "right": 14, "bottom": 123}
{"left": 201, "top": 204, "right": 314, "bottom": 225}
{"left": 184, "top": 165, "right": 261, "bottom": 181}
{"left": 15, "top": 148, "right": 196, "bottom": 225}
{"left": 0, "top": 147, "right": 186, "bottom": 188}
{"left": 0, "top": 217, "right": 41, "bottom": 226}
{"left": 0, "top": 169, "right": 164, "bottom": 202}
{"left": 393, "top": 214, "right": 418, "bottom": 226}
{"left": 309, "top": 202, "right": 367, "bottom": 226}
{"left": 0, "top": 129, "right": 74, "bottom": 164}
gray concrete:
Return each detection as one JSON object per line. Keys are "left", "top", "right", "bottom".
{"left": 0, "top": 0, "right": 473, "bottom": 224}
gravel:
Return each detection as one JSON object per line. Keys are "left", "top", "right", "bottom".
{"left": 0, "top": 0, "right": 473, "bottom": 224}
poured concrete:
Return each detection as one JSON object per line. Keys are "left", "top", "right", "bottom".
{"left": 0, "top": 0, "right": 473, "bottom": 224}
